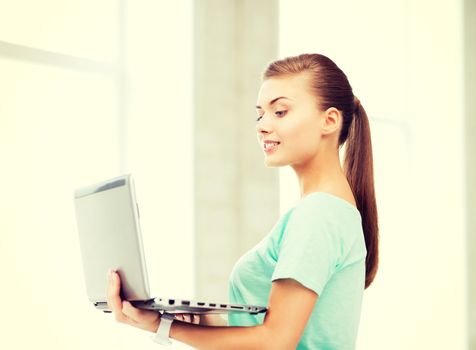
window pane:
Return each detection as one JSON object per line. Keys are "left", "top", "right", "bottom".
{"left": 0, "top": 57, "right": 120, "bottom": 349}
{"left": 0, "top": 0, "right": 118, "bottom": 62}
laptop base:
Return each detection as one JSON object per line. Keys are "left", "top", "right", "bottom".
{"left": 94, "top": 297, "right": 266, "bottom": 315}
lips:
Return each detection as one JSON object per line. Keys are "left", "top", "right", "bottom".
{"left": 262, "top": 140, "right": 280, "bottom": 152}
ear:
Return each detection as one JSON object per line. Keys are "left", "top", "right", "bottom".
{"left": 321, "top": 107, "right": 342, "bottom": 135}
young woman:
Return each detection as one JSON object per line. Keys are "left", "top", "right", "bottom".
{"left": 107, "top": 53, "right": 379, "bottom": 349}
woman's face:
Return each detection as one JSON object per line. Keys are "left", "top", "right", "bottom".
{"left": 255, "top": 73, "right": 325, "bottom": 168}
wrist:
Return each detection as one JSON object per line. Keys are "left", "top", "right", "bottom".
{"left": 151, "top": 312, "right": 175, "bottom": 345}
{"left": 148, "top": 313, "right": 161, "bottom": 333}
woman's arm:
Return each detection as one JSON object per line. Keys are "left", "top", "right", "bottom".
{"left": 173, "top": 313, "right": 227, "bottom": 326}
{"left": 107, "top": 271, "right": 317, "bottom": 350}
{"left": 199, "top": 313, "right": 228, "bottom": 326}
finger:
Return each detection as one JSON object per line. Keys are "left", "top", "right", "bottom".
{"left": 107, "top": 271, "right": 129, "bottom": 323}
{"left": 175, "top": 313, "right": 191, "bottom": 323}
{"left": 184, "top": 314, "right": 191, "bottom": 323}
{"left": 106, "top": 271, "right": 122, "bottom": 311}
{"left": 192, "top": 314, "right": 200, "bottom": 324}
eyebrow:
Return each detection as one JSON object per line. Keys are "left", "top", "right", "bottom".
{"left": 255, "top": 96, "right": 291, "bottom": 109}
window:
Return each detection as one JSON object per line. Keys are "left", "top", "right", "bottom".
{"left": 0, "top": 2, "right": 193, "bottom": 349}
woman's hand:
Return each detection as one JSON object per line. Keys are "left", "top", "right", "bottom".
{"left": 174, "top": 313, "right": 200, "bottom": 324}
{"left": 106, "top": 270, "right": 160, "bottom": 333}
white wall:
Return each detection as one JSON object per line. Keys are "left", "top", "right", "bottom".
{"left": 278, "top": 0, "right": 467, "bottom": 349}
{"left": 117, "top": 2, "right": 195, "bottom": 349}
{"left": 0, "top": 1, "right": 193, "bottom": 349}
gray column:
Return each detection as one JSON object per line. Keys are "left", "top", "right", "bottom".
{"left": 465, "top": 0, "right": 476, "bottom": 348}
{"left": 194, "top": 0, "right": 279, "bottom": 301}
{"left": 466, "top": 1, "right": 476, "bottom": 349}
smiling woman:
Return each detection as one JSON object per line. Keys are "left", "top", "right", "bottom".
{"left": 106, "top": 53, "right": 379, "bottom": 350}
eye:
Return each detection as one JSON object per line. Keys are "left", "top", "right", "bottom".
{"left": 275, "top": 110, "right": 287, "bottom": 117}
{"left": 256, "top": 115, "right": 263, "bottom": 122}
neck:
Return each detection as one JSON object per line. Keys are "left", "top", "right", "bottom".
{"left": 291, "top": 146, "right": 346, "bottom": 199}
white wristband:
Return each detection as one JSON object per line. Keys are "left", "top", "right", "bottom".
{"left": 151, "top": 312, "right": 175, "bottom": 345}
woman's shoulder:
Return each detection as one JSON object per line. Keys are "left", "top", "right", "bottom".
{"left": 283, "top": 192, "right": 363, "bottom": 244}
{"left": 294, "top": 191, "right": 360, "bottom": 219}
{"left": 271, "top": 191, "right": 362, "bottom": 244}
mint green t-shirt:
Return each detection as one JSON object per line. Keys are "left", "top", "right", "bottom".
{"left": 228, "top": 192, "right": 366, "bottom": 350}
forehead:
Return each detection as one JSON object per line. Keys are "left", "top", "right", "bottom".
{"left": 256, "top": 73, "right": 314, "bottom": 105}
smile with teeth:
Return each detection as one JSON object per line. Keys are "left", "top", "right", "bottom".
{"left": 263, "top": 141, "right": 280, "bottom": 152}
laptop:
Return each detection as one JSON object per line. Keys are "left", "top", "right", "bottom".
{"left": 74, "top": 174, "right": 267, "bottom": 315}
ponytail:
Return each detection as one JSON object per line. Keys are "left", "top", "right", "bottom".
{"left": 263, "top": 53, "right": 380, "bottom": 289}
{"left": 344, "top": 97, "right": 379, "bottom": 288}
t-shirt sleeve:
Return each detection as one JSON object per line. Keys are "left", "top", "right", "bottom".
{"left": 271, "top": 199, "right": 341, "bottom": 295}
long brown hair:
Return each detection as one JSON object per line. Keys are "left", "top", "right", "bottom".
{"left": 263, "top": 53, "right": 379, "bottom": 288}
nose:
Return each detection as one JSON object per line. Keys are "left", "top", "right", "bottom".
{"left": 256, "top": 117, "right": 271, "bottom": 135}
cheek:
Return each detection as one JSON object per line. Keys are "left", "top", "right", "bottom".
{"left": 284, "top": 121, "right": 321, "bottom": 153}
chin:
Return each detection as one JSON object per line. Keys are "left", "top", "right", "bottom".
{"left": 264, "top": 158, "right": 287, "bottom": 168}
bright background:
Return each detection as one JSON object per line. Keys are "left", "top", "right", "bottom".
{"left": 0, "top": 0, "right": 470, "bottom": 349}
{"left": 278, "top": 1, "right": 467, "bottom": 349}
{"left": 0, "top": 1, "right": 194, "bottom": 349}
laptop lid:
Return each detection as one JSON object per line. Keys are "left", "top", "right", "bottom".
{"left": 74, "top": 174, "right": 151, "bottom": 303}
